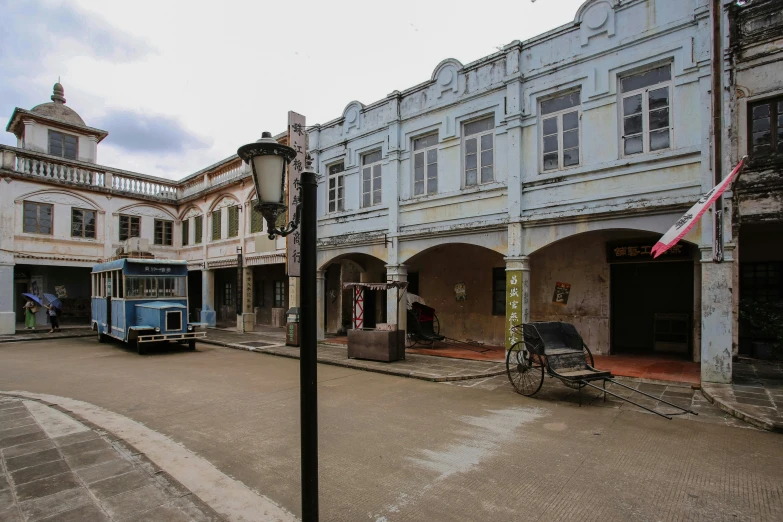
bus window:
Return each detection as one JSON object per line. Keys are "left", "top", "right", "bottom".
{"left": 144, "top": 278, "right": 157, "bottom": 298}
{"left": 126, "top": 278, "right": 142, "bottom": 298}
{"left": 159, "top": 277, "right": 186, "bottom": 298}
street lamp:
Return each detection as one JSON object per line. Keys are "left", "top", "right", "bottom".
{"left": 238, "top": 131, "right": 320, "bottom": 521}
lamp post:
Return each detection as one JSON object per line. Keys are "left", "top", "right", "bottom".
{"left": 238, "top": 132, "right": 319, "bottom": 521}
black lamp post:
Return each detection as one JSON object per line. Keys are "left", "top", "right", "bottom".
{"left": 238, "top": 132, "right": 319, "bottom": 521}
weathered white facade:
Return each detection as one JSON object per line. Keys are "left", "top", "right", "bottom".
{"left": 1, "top": 0, "right": 769, "bottom": 385}
{"left": 1, "top": 84, "right": 289, "bottom": 334}
{"left": 728, "top": 0, "right": 783, "bottom": 360}
{"left": 309, "top": 0, "right": 738, "bottom": 381}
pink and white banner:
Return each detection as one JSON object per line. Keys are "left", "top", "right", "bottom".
{"left": 651, "top": 157, "right": 747, "bottom": 259}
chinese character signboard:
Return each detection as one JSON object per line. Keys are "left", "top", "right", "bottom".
{"left": 552, "top": 282, "right": 571, "bottom": 305}
{"left": 287, "top": 111, "right": 306, "bottom": 277}
{"left": 505, "top": 271, "right": 529, "bottom": 350}
{"left": 606, "top": 240, "right": 691, "bottom": 263}
{"left": 54, "top": 285, "right": 67, "bottom": 299}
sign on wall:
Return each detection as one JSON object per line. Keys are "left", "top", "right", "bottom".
{"left": 54, "top": 285, "right": 67, "bottom": 299}
{"left": 552, "top": 282, "right": 571, "bottom": 305}
{"left": 454, "top": 282, "right": 466, "bottom": 301}
{"left": 606, "top": 240, "right": 691, "bottom": 263}
{"left": 286, "top": 111, "right": 306, "bottom": 277}
{"left": 505, "top": 271, "right": 529, "bottom": 350}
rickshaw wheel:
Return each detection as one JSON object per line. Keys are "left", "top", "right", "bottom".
{"left": 432, "top": 315, "right": 440, "bottom": 336}
{"left": 561, "top": 344, "right": 595, "bottom": 390}
{"left": 506, "top": 341, "right": 544, "bottom": 396}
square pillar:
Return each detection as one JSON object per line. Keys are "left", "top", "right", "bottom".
{"left": 238, "top": 267, "right": 255, "bottom": 333}
{"left": 316, "top": 270, "right": 325, "bottom": 341}
{"left": 700, "top": 246, "right": 733, "bottom": 383}
{"left": 200, "top": 270, "right": 216, "bottom": 327}
{"left": 504, "top": 256, "right": 530, "bottom": 350}
{"left": 0, "top": 263, "right": 15, "bottom": 334}
{"left": 386, "top": 264, "right": 407, "bottom": 334}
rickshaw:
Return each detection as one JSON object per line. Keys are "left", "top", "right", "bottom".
{"left": 506, "top": 322, "right": 697, "bottom": 420}
{"left": 406, "top": 302, "right": 444, "bottom": 346}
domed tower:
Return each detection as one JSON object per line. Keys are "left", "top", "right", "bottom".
{"left": 5, "top": 82, "right": 108, "bottom": 163}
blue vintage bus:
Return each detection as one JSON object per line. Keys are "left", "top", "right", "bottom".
{"left": 91, "top": 258, "right": 205, "bottom": 354}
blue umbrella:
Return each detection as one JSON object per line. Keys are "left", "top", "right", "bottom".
{"left": 44, "top": 293, "right": 62, "bottom": 310}
{"left": 22, "top": 293, "right": 44, "bottom": 307}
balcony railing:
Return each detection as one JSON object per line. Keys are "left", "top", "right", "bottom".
{"left": 207, "top": 160, "right": 244, "bottom": 187}
{"left": 14, "top": 151, "right": 105, "bottom": 187}
{"left": 0, "top": 145, "right": 251, "bottom": 202}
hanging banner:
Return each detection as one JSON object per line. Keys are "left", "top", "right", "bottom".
{"left": 651, "top": 157, "right": 747, "bottom": 259}
{"left": 287, "top": 111, "right": 306, "bottom": 277}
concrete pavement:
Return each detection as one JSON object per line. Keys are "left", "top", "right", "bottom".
{"left": 0, "top": 338, "right": 781, "bottom": 521}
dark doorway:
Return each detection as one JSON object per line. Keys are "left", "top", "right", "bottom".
{"left": 611, "top": 261, "right": 693, "bottom": 358}
{"left": 187, "top": 271, "right": 203, "bottom": 322}
{"left": 214, "top": 268, "right": 237, "bottom": 325}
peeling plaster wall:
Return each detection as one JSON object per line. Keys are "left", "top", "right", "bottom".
{"left": 529, "top": 233, "right": 611, "bottom": 354}
{"left": 406, "top": 244, "right": 506, "bottom": 346}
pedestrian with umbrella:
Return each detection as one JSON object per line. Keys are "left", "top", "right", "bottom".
{"left": 43, "top": 293, "right": 62, "bottom": 333}
{"left": 22, "top": 293, "right": 42, "bottom": 330}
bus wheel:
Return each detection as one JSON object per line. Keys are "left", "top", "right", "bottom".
{"left": 97, "top": 330, "right": 107, "bottom": 343}
{"left": 187, "top": 340, "right": 196, "bottom": 351}
{"left": 134, "top": 339, "right": 146, "bottom": 355}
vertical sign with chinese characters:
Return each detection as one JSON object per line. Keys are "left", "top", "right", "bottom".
{"left": 287, "top": 111, "right": 306, "bottom": 277}
{"left": 505, "top": 271, "right": 524, "bottom": 350}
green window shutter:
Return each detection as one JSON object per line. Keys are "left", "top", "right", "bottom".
{"left": 194, "top": 215, "right": 203, "bottom": 244}
{"left": 228, "top": 206, "right": 239, "bottom": 238}
{"left": 212, "top": 210, "right": 222, "bottom": 241}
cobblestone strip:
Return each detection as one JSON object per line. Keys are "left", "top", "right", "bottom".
{"left": 0, "top": 395, "right": 223, "bottom": 521}
{"left": 2, "top": 392, "right": 297, "bottom": 522}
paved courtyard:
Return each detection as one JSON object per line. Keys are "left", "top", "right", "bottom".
{"left": 0, "top": 338, "right": 781, "bottom": 521}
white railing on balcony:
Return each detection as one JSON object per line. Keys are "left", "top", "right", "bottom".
{"left": 14, "top": 153, "right": 105, "bottom": 187}
{"left": 208, "top": 161, "right": 243, "bottom": 186}
{"left": 1, "top": 145, "right": 250, "bottom": 202}
{"left": 111, "top": 174, "right": 177, "bottom": 199}
{"left": 180, "top": 177, "right": 205, "bottom": 198}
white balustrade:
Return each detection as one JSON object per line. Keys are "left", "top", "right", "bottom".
{"left": 208, "top": 162, "right": 243, "bottom": 187}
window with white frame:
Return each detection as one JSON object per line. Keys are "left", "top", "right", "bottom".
{"left": 620, "top": 64, "right": 672, "bottom": 156}
{"left": 327, "top": 162, "right": 345, "bottom": 212}
{"left": 464, "top": 117, "right": 494, "bottom": 186}
{"left": 413, "top": 134, "right": 438, "bottom": 196}
{"left": 540, "top": 91, "right": 581, "bottom": 171}
{"left": 361, "top": 151, "right": 382, "bottom": 208}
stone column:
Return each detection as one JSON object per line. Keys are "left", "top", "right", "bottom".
{"left": 700, "top": 246, "right": 733, "bottom": 383}
{"left": 0, "top": 177, "right": 15, "bottom": 334}
{"left": 385, "top": 264, "right": 407, "bottom": 333}
{"left": 238, "top": 266, "right": 254, "bottom": 332}
{"left": 504, "top": 256, "right": 530, "bottom": 350}
{"left": 316, "top": 270, "right": 325, "bottom": 341}
{"left": 200, "top": 270, "right": 216, "bottom": 327}
{"left": 0, "top": 263, "right": 15, "bottom": 334}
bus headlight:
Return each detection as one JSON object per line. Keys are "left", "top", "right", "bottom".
{"left": 187, "top": 325, "right": 193, "bottom": 331}
{"left": 154, "top": 327, "right": 160, "bottom": 333}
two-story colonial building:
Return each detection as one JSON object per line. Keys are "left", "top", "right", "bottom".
{"left": 308, "top": 0, "right": 738, "bottom": 382}
{"left": 0, "top": 84, "right": 290, "bottom": 333}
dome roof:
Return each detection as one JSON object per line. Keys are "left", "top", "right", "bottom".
{"left": 29, "top": 83, "right": 86, "bottom": 127}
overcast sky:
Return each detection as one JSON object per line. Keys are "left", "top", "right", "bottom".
{"left": 0, "top": 0, "right": 586, "bottom": 180}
